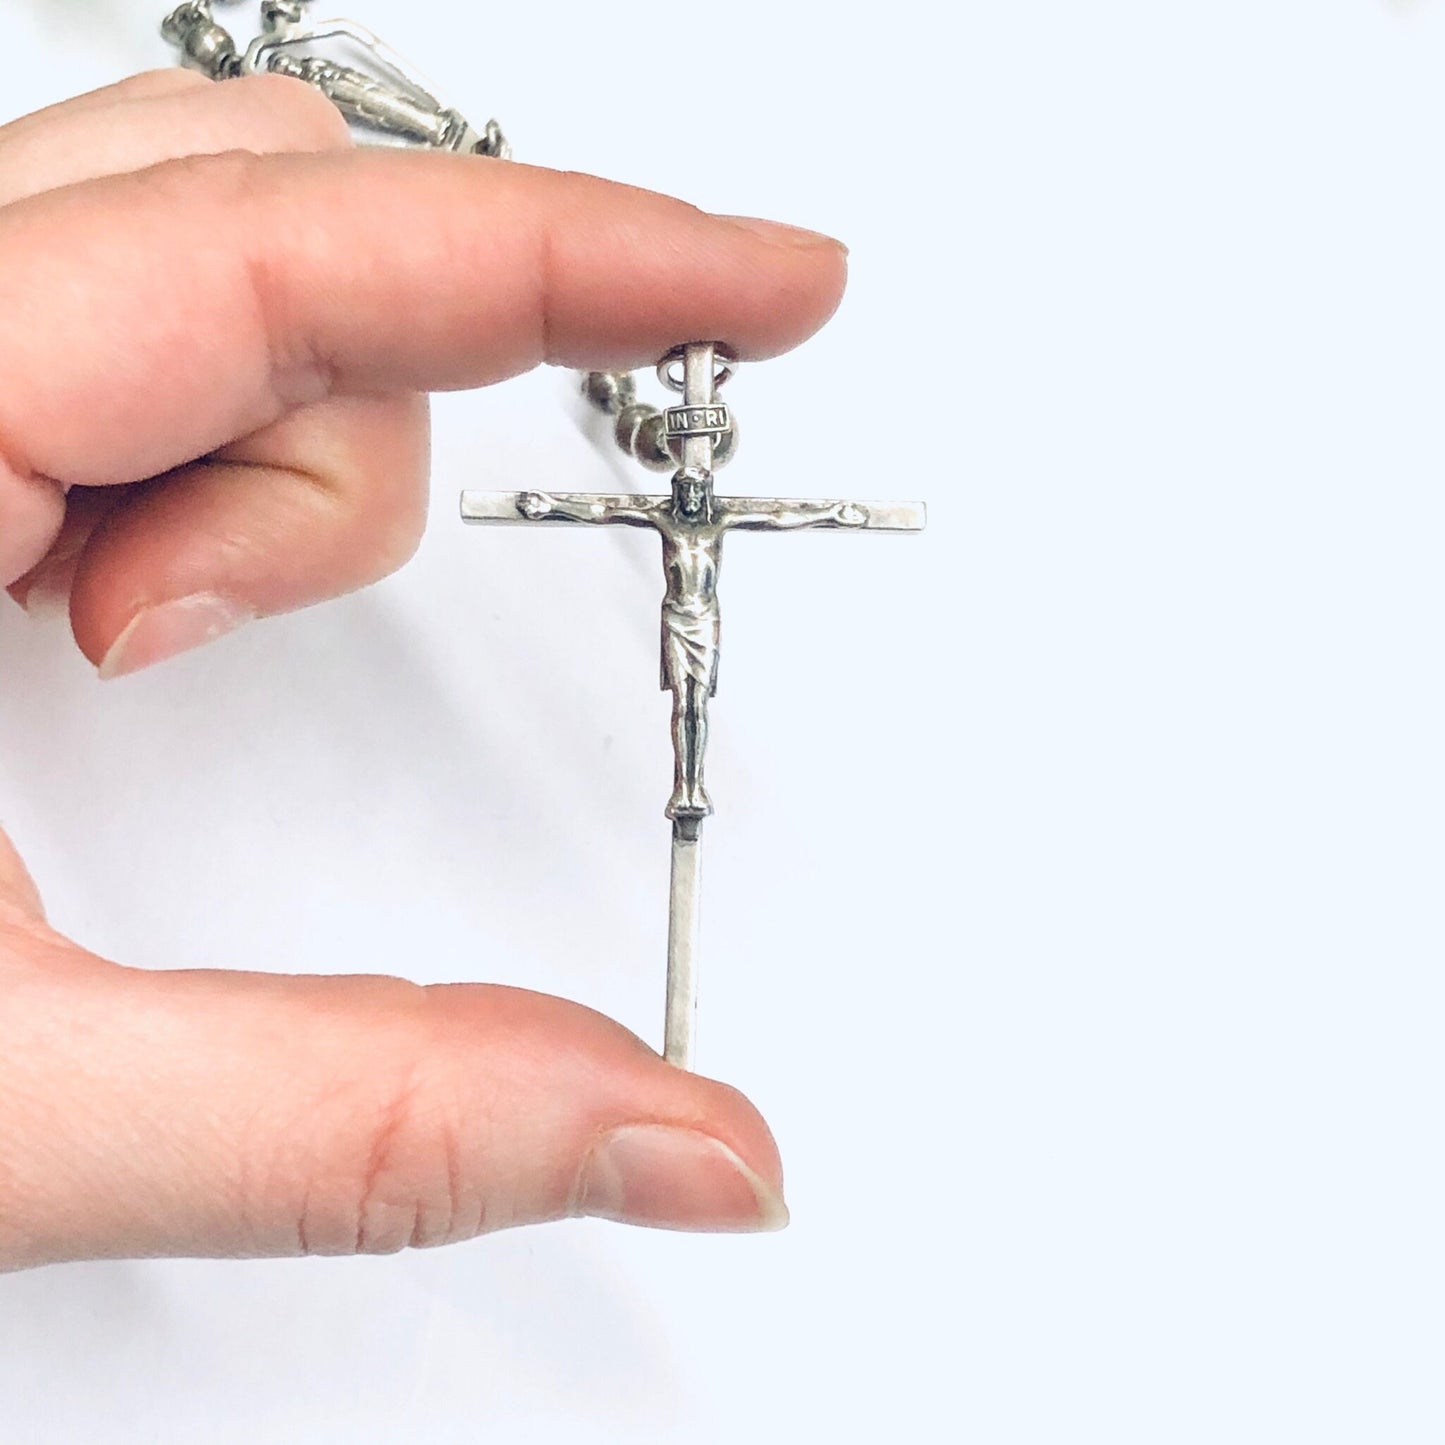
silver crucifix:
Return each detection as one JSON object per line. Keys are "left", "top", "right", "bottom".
{"left": 462, "top": 345, "right": 926, "bottom": 1068}
{"left": 158, "top": 16, "right": 924, "bottom": 1068}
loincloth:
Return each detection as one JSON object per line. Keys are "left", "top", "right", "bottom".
{"left": 660, "top": 604, "right": 721, "bottom": 697}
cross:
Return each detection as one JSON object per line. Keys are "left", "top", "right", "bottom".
{"left": 461, "top": 343, "right": 926, "bottom": 1069}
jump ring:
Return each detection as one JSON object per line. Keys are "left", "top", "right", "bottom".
{"left": 656, "top": 345, "right": 737, "bottom": 395}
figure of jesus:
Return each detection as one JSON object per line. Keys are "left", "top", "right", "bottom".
{"left": 517, "top": 467, "right": 867, "bottom": 822}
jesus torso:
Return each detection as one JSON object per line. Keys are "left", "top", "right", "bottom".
{"left": 657, "top": 516, "right": 724, "bottom": 619}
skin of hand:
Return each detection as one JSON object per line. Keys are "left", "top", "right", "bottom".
{"left": 0, "top": 70, "right": 847, "bottom": 1271}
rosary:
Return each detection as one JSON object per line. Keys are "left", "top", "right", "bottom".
{"left": 162, "top": 1, "right": 927, "bottom": 1070}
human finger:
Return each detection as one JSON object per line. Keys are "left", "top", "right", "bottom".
{"left": 0, "top": 148, "right": 844, "bottom": 494}
{"left": 0, "top": 953, "right": 787, "bottom": 1270}
{"left": 76, "top": 392, "right": 431, "bottom": 677}
{"left": 0, "top": 148, "right": 845, "bottom": 651}
{"left": 0, "top": 70, "right": 350, "bottom": 207}
{"left": 0, "top": 68, "right": 208, "bottom": 142}
{"left": 0, "top": 68, "right": 393, "bottom": 612}
{"left": 8, "top": 484, "right": 129, "bottom": 615}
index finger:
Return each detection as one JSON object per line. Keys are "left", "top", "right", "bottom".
{"left": 0, "top": 151, "right": 847, "bottom": 490}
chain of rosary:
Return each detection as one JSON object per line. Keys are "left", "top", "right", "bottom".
{"left": 162, "top": 1, "right": 508, "bottom": 157}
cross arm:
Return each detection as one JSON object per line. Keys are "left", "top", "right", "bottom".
{"left": 718, "top": 498, "right": 928, "bottom": 533}
{"left": 460, "top": 490, "right": 668, "bottom": 528}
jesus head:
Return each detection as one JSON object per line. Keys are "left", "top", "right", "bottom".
{"left": 672, "top": 466, "right": 713, "bottom": 522}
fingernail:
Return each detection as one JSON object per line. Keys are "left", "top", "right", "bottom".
{"left": 576, "top": 1125, "right": 789, "bottom": 1233}
{"left": 718, "top": 214, "right": 847, "bottom": 254}
{"left": 98, "top": 593, "right": 254, "bottom": 681}
{"left": 16, "top": 557, "right": 77, "bottom": 619}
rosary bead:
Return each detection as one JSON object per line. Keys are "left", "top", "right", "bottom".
{"left": 582, "top": 370, "right": 636, "bottom": 416}
{"left": 633, "top": 411, "right": 676, "bottom": 472}
{"left": 613, "top": 401, "right": 653, "bottom": 456}
{"left": 261, "top": 1, "right": 306, "bottom": 28}
{"left": 188, "top": 23, "right": 240, "bottom": 76}
{"left": 160, "top": 2, "right": 208, "bottom": 39}
{"left": 162, "top": 7, "right": 240, "bottom": 78}
{"left": 713, "top": 421, "right": 737, "bottom": 467}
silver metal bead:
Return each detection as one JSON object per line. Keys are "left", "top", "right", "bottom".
{"left": 633, "top": 411, "right": 676, "bottom": 472}
{"left": 185, "top": 22, "right": 240, "bottom": 76}
{"left": 159, "top": 4, "right": 199, "bottom": 44}
{"left": 614, "top": 402, "right": 655, "bottom": 456}
{"left": 162, "top": 6, "right": 240, "bottom": 78}
{"left": 582, "top": 371, "right": 637, "bottom": 416}
{"left": 261, "top": 0, "right": 306, "bottom": 29}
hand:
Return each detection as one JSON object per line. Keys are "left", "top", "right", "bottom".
{"left": 518, "top": 490, "right": 553, "bottom": 521}
{"left": 0, "top": 70, "right": 846, "bottom": 1270}
{"left": 835, "top": 501, "right": 869, "bottom": 527}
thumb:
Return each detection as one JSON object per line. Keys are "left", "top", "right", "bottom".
{"left": 0, "top": 956, "right": 788, "bottom": 1270}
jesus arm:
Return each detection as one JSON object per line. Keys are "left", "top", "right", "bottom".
{"left": 719, "top": 499, "right": 869, "bottom": 532}
{"left": 515, "top": 491, "right": 665, "bottom": 527}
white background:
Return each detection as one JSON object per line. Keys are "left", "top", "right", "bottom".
{"left": 0, "top": 1, "right": 1442, "bottom": 1441}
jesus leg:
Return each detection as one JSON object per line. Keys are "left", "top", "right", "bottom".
{"left": 667, "top": 678, "right": 713, "bottom": 820}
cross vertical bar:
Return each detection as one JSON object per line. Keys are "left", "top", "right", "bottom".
{"left": 665, "top": 828, "right": 702, "bottom": 1068}
{"left": 663, "top": 341, "right": 717, "bottom": 1068}
{"left": 682, "top": 342, "right": 717, "bottom": 480}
